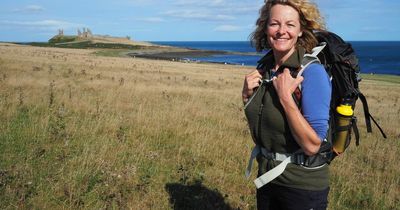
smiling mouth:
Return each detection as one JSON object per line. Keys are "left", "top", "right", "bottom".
{"left": 274, "top": 38, "right": 289, "bottom": 42}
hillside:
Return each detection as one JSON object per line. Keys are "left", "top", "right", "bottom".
{"left": 22, "top": 30, "right": 238, "bottom": 60}
{"left": 49, "top": 34, "right": 155, "bottom": 47}
{"left": 22, "top": 33, "right": 159, "bottom": 50}
{"left": 0, "top": 43, "right": 399, "bottom": 209}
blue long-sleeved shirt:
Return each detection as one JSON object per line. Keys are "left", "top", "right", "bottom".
{"left": 300, "top": 63, "right": 332, "bottom": 141}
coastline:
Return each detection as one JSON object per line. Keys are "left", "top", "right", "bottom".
{"left": 3, "top": 41, "right": 399, "bottom": 76}
{"left": 126, "top": 46, "right": 260, "bottom": 66}
{"left": 127, "top": 48, "right": 228, "bottom": 62}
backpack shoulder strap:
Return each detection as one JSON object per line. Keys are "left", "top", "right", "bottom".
{"left": 297, "top": 43, "right": 327, "bottom": 78}
{"left": 296, "top": 43, "right": 327, "bottom": 92}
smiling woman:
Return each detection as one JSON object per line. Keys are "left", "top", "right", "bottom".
{"left": 243, "top": 0, "right": 331, "bottom": 209}
{"left": 250, "top": 0, "right": 325, "bottom": 53}
{"left": 265, "top": 4, "right": 303, "bottom": 65}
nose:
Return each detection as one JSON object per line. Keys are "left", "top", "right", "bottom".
{"left": 277, "top": 25, "right": 287, "bottom": 35}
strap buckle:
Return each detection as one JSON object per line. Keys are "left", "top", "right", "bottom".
{"left": 292, "top": 153, "right": 305, "bottom": 165}
{"left": 260, "top": 148, "right": 275, "bottom": 160}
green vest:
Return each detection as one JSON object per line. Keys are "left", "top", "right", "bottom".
{"left": 244, "top": 48, "right": 329, "bottom": 191}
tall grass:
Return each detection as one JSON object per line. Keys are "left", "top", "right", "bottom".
{"left": 0, "top": 44, "right": 399, "bottom": 209}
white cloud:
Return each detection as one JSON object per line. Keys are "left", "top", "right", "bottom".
{"left": 214, "top": 25, "right": 241, "bottom": 32}
{"left": 172, "top": 0, "right": 261, "bottom": 15}
{"left": 165, "top": 0, "right": 262, "bottom": 22}
{"left": 13, "top": 5, "right": 45, "bottom": 13}
{"left": 125, "top": 0, "right": 158, "bottom": 6}
{"left": 359, "top": 26, "right": 382, "bottom": 32}
{"left": 137, "top": 17, "right": 165, "bottom": 23}
{"left": 0, "top": 20, "right": 85, "bottom": 31}
{"left": 221, "top": 5, "right": 261, "bottom": 15}
{"left": 174, "top": 0, "right": 226, "bottom": 7}
{"left": 164, "top": 10, "right": 235, "bottom": 21}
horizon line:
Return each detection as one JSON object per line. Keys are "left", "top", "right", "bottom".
{"left": 2, "top": 40, "right": 400, "bottom": 43}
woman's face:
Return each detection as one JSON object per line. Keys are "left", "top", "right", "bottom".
{"left": 266, "top": 4, "right": 302, "bottom": 57}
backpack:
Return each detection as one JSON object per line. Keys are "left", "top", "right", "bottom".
{"left": 245, "top": 30, "right": 387, "bottom": 189}
{"left": 306, "top": 31, "right": 387, "bottom": 162}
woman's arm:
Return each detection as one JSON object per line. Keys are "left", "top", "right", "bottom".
{"left": 273, "top": 66, "right": 331, "bottom": 156}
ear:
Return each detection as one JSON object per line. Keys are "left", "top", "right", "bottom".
{"left": 298, "top": 32, "right": 303, "bottom": 37}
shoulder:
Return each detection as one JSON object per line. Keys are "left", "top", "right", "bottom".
{"left": 302, "top": 63, "right": 330, "bottom": 82}
{"left": 301, "top": 63, "right": 331, "bottom": 91}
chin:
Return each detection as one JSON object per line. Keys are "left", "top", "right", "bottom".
{"left": 272, "top": 45, "right": 292, "bottom": 53}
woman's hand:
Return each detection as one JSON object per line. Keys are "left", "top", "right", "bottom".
{"left": 273, "top": 68, "right": 321, "bottom": 155}
{"left": 273, "top": 68, "right": 303, "bottom": 102}
{"left": 242, "top": 69, "right": 263, "bottom": 103}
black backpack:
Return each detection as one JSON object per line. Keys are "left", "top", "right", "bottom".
{"left": 308, "top": 31, "right": 387, "bottom": 162}
{"left": 244, "top": 31, "right": 386, "bottom": 188}
{"left": 243, "top": 31, "right": 387, "bottom": 188}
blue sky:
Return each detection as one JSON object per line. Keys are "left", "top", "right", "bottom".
{"left": 1, "top": 0, "right": 399, "bottom": 42}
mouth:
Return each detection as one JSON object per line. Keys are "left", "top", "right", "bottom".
{"left": 273, "top": 37, "right": 290, "bottom": 43}
{"left": 273, "top": 37, "right": 289, "bottom": 40}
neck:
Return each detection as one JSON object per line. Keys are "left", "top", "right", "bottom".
{"left": 273, "top": 48, "right": 296, "bottom": 70}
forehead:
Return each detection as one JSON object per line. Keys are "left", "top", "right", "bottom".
{"left": 269, "top": 4, "right": 300, "bottom": 21}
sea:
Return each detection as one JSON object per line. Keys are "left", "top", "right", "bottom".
{"left": 152, "top": 41, "right": 400, "bottom": 76}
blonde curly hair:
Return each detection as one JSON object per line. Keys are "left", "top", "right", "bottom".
{"left": 250, "top": 0, "right": 326, "bottom": 53}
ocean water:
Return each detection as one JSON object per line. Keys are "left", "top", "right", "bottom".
{"left": 153, "top": 41, "right": 400, "bottom": 76}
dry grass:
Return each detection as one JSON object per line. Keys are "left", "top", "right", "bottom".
{"left": 0, "top": 43, "right": 399, "bottom": 209}
{"left": 88, "top": 35, "right": 155, "bottom": 46}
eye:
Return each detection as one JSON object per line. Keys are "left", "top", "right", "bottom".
{"left": 268, "top": 22, "right": 279, "bottom": 27}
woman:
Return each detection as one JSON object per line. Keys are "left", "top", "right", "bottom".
{"left": 242, "top": 0, "right": 331, "bottom": 209}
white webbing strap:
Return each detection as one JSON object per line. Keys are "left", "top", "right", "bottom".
{"left": 253, "top": 155, "right": 292, "bottom": 189}
{"left": 310, "top": 43, "right": 326, "bottom": 57}
{"left": 299, "top": 43, "right": 326, "bottom": 76}
{"left": 297, "top": 43, "right": 327, "bottom": 90}
{"left": 245, "top": 145, "right": 294, "bottom": 189}
{"left": 245, "top": 145, "right": 261, "bottom": 178}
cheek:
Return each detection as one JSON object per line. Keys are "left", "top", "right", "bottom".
{"left": 292, "top": 28, "right": 302, "bottom": 37}
{"left": 265, "top": 28, "right": 275, "bottom": 42}
{"left": 265, "top": 26, "right": 276, "bottom": 35}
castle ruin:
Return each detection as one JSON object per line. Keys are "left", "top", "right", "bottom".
{"left": 57, "top": 29, "right": 64, "bottom": 36}
{"left": 57, "top": 28, "right": 93, "bottom": 38}
{"left": 77, "top": 28, "right": 93, "bottom": 38}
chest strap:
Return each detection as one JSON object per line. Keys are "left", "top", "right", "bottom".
{"left": 245, "top": 145, "right": 327, "bottom": 189}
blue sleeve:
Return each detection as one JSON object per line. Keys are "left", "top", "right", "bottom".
{"left": 301, "top": 63, "right": 332, "bottom": 141}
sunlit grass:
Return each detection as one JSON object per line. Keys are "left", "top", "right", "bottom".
{"left": 0, "top": 44, "right": 399, "bottom": 209}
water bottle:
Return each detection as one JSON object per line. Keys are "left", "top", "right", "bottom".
{"left": 332, "top": 98, "right": 354, "bottom": 154}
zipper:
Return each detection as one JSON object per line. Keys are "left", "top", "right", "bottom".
{"left": 255, "top": 70, "right": 271, "bottom": 144}
{"left": 244, "top": 84, "right": 262, "bottom": 110}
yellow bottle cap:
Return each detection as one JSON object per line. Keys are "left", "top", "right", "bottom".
{"left": 336, "top": 104, "right": 353, "bottom": 116}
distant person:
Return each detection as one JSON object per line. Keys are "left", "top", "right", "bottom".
{"left": 242, "top": 0, "right": 331, "bottom": 209}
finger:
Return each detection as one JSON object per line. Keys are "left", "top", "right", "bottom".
{"left": 246, "top": 75, "right": 260, "bottom": 84}
{"left": 252, "top": 69, "right": 263, "bottom": 75}
{"left": 253, "top": 74, "right": 263, "bottom": 81}
{"left": 246, "top": 73, "right": 262, "bottom": 82}
{"left": 282, "top": 68, "right": 291, "bottom": 75}
{"left": 247, "top": 69, "right": 260, "bottom": 75}
{"left": 295, "top": 75, "right": 304, "bottom": 85}
{"left": 248, "top": 80, "right": 260, "bottom": 89}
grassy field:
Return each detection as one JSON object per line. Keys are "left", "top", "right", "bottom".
{"left": 25, "top": 41, "right": 148, "bottom": 50}
{"left": 21, "top": 34, "right": 156, "bottom": 50}
{"left": 0, "top": 44, "right": 399, "bottom": 209}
